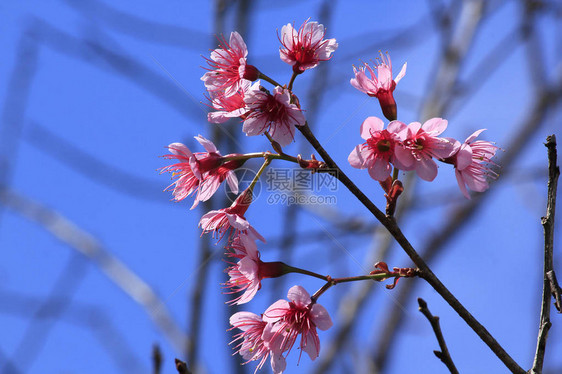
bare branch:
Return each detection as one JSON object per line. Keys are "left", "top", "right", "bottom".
{"left": 152, "top": 344, "right": 163, "bottom": 374}
{"left": 546, "top": 271, "right": 561, "bottom": 313}
{"left": 418, "top": 298, "right": 459, "bottom": 374}
{"left": 531, "top": 135, "right": 560, "bottom": 373}
{"left": 174, "top": 358, "right": 191, "bottom": 374}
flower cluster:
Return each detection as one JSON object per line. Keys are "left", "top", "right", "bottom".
{"left": 348, "top": 53, "right": 498, "bottom": 198}
{"left": 203, "top": 20, "right": 335, "bottom": 147}
{"left": 160, "top": 17, "right": 500, "bottom": 374}
{"left": 230, "top": 286, "right": 332, "bottom": 374}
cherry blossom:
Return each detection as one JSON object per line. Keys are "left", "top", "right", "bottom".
{"left": 447, "top": 129, "right": 499, "bottom": 199}
{"left": 348, "top": 116, "right": 407, "bottom": 181}
{"left": 224, "top": 235, "right": 287, "bottom": 305}
{"left": 279, "top": 19, "right": 338, "bottom": 73}
{"left": 263, "top": 285, "right": 332, "bottom": 361}
{"left": 199, "top": 189, "right": 265, "bottom": 242}
{"left": 394, "top": 118, "right": 458, "bottom": 181}
{"left": 207, "top": 80, "right": 251, "bottom": 124}
{"left": 243, "top": 82, "right": 306, "bottom": 146}
{"left": 350, "top": 52, "right": 407, "bottom": 120}
{"left": 201, "top": 32, "right": 258, "bottom": 97}
{"left": 229, "top": 312, "right": 286, "bottom": 374}
{"left": 224, "top": 234, "right": 263, "bottom": 305}
{"left": 161, "top": 136, "right": 240, "bottom": 209}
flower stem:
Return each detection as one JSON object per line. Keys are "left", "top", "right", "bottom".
{"left": 287, "top": 71, "right": 298, "bottom": 91}
{"left": 258, "top": 72, "right": 283, "bottom": 88}
{"left": 248, "top": 157, "right": 271, "bottom": 192}
{"left": 282, "top": 264, "right": 329, "bottom": 281}
{"left": 392, "top": 167, "right": 399, "bottom": 181}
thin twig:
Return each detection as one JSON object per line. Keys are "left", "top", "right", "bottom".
{"left": 531, "top": 135, "right": 560, "bottom": 373}
{"left": 418, "top": 298, "right": 459, "bottom": 374}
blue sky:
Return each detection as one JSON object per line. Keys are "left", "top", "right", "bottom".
{"left": 1, "top": 1, "right": 561, "bottom": 373}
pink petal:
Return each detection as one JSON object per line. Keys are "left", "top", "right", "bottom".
{"left": 415, "top": 158, "right": 438, "bottom": 181}
{"left": 227, "top": 213, "right": 250, "bottom": 230}
{"left": 465, "top": 128, "right": 487, "bottom": 144}
{"left": 311, "top": 304, "right": 333, "bottom": 331}
{"left": 367, "top": 158, "right": 392, "bottom": 181}
{"left": 455, "top": 170, "right": 471, "bottom": 199}
{"left": 207, "top": 111, "right": 229, "bottom": 124}
{"left": 236, "top": 282, "right": 259, "bottom": 304}
{"left": 394, "top": 62, "right": 407, "bottom": 83}
{"left": 455, "top": 144, "right": 473, "bottom": 170}
{"left": 387, "top": 120, "right": 407, "bottom": 136}
{"left": 394, "top": 145, "right": 415, "bottom": 169}
{"left": 430, "top": 138, "right": 458, "bottom": 159}
{"left": 168, "top": 143, "right": 192, "bottom": 158}
{"left": 263, "top": 300, "right": 290, "bottom": 322}
{"left": 270, "top": 353, "right": 287, "bottom": 374}
{"left": 464, "top": 172, "right": 489, "bottom": 192}
{"left": 194, "top": 135, "right": 218, "bottom": 153}
{"left": 269, "top": 121, "right": 296, "bottom": 146}
{"left": 229, "top": 311, "right": 261, "bottom": 331}
{"left": 360, "top": 116, "right": 384, "bottom": 139}
{"left": 247, "top": 226, "right": 266, "bottom": 243}
{"left": 302, "top": 331, "right": 320, "bottom": 360}
{"left": 226, "top": 172, "right": 239, "bottom": 194}
{"left": 422, "top": 118, "right": 448, "bottom": 135}
{"left": 229, "top": 31, "right": 248, "bottom": 58}
{"left": 407, "top": 121, "right": 422, "bottom": 136}
{"left": 242, "top": 115, "right": 267, "bottom": 137}
{"left": 348, "top": 146, "right": 366, "bottom": 169}
{"left": 287, "top": 285, "right": 311, "bottom": 306}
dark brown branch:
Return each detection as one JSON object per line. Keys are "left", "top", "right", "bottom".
{"left": 152, "top": 344, "right": 162, "bottom": 374}
{"left": 546, "top": 271, "right": 561, "bottom": 313}
{"left": 418, "top": 298, "right": 459, "bottom": 374}
{"left": 531, "top": 135, "right": 560, "bottom": 373}
{"left": 174, "top": 358, "right": 191, "bottom": 374}
{"left": 297, "top": 122, "right": 525, "bottom": 373}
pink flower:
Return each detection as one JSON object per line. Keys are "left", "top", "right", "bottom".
{"left": 207, "top": 80, "right": 251, "bottom": 124}
{"left": 263, "top": 285, "right": 332, "bottom": 361}
{"left": 279, "top": 19, "right": 338, "bottom": 74}
{"left": 224, "top": 235, "right": 263, "bottom": 304}
{"left": 199, "top": 189, "right": 265, "bottom": 242}
{"left": 243, "top": 82, "right": 306, "bottom": 146}
{"left": 350, "top": 52, "right": 407, "bottom": 120}
{"left": 224, "top": 235, "right": 287, "bottom": 305}
{"left": 229, "top": 312, "right": 286, "bottom": 374}
{"left": 394, "top": 118, "right": 458, "bottom": 182}
{"left": 449, "top": 129, "right": 499, "bottom": 199}
{"left": 348, "top": 116, "right": 407, "bottom": 181}
{"left": 161, "top": 136, "right": 240, "bottom": 209}
{"left": 201, "top": 32, "right": 258, "bottom": 97}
